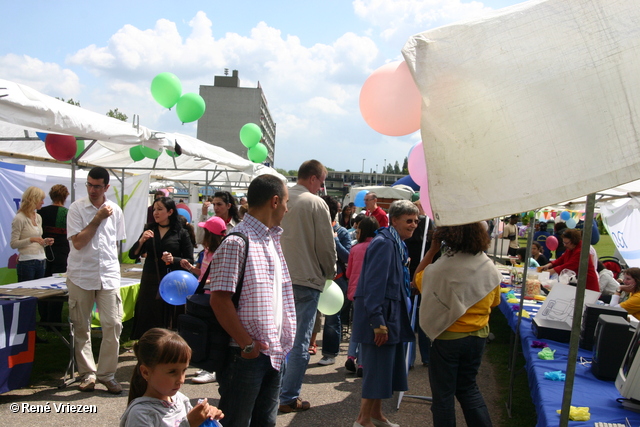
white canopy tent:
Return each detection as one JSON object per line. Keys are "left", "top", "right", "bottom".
{"left": 0, "top": 79, "right": 284, "bottom": 191}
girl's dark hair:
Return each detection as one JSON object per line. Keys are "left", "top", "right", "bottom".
{"left": 128, "top": 328, "right": 192, "bottom": 405}
{"left": 624, "top": 267, "right": 640, "bottom": 293}
{"left": 434, "top": 222, "right": 491, "bottom": 255}
{"left": 357, "top": 216, "right": 379, "bottom": 243}
{"left": 214, "top": 191, "right": 241, "bottom": 223}
{"left": 516, "top": 247, "right": 527, "bottom": 261}
{"left": 202, "top": 229, "right": 225, "bottom": 252}
{"left": 150, "top": 197, "right": 179, "bottom": 228}
{"left": 532, "top": 241, "right": 543, "bottom": 251}
{"left": 353, "top": 213, "right": 365, "bottom": 227}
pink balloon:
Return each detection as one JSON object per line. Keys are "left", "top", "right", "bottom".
{"left": 417, "top": 176, "right": 433, "bottom": 219}
{"left": 45, "top": 134, "right": 77, "bottom": 161}
{"left": 546, "top": 235, "right": 558, "bottom": 251}
{"left": 359, "top": 61, "right": 421, "bottom": 136}
{"left": 408, "top": 141, "right": 428, "bottom": 185}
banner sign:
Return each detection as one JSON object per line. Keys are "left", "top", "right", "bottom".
{"left": 0, "top": 296, "right": 37, "bottom": 393}
{"left": 600, "top": 197, "right": 640, "bottom": 268}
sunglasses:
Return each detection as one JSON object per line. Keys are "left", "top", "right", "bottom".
{"left": 404, "top": 219, "right": 420, "bottom": 225}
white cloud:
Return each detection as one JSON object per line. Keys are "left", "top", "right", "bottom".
{"left": 353, "top": 0, "right": 493, "bottom": 45}
{"left": 0, "top": 54, "right": 81, "bottom": 98}
{"left": 60, "top": 12, "right": 388, "bottom": 169}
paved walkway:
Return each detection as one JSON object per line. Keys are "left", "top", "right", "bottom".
{"left": 0, "top": 337, "right": 501, "bottom": 426}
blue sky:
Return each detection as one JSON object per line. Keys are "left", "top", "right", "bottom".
{"left": 2, "top": 0, "right": 525, "bottom": 172}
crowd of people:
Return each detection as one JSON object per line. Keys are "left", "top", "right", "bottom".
{"left": 9, "top": 162, "right": 636, "bottom": 427}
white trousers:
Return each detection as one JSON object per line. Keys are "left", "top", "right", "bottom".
{"left": 67, "top": 279, "right": 123, "bottom": 381}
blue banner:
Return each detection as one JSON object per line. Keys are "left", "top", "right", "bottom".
{"left": 0, "top": 296, "right": 37, "bottom": 393}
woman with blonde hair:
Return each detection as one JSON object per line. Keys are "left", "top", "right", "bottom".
{"left": 11, "top": 186, "right": 53, "bottom": 282}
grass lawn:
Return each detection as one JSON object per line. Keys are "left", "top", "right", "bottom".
{"left": 519, "top": 232, "right": 617, "bottom": 258}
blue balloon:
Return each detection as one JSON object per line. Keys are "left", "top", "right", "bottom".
{"left": 159, "top": 270, "right": 198, "bottom": 305}
{"left": 36, "top": 132, "right": 48, "bottom": 142}
{"left": 177, "top": 208, "right": 191, "bottom": 223}
{"left": 354, "top": 190, "right": 369, "bottom": 208}
{"left": 560, "top": 211, "right": 571, "bottom": 221}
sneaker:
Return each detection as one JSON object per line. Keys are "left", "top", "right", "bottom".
{"left": 279, "top": 397, "right": 311, "bottom": 413}
{"left": 318, "top": 356, "right": 335, "bottom": 366}
{"left": 345, "top": 357, "right": 356, "bottom": 373}
{"left": 97, "top": 378, "right": 122, "bottom": 394}
{"left": 192, "top": 371, "right": 217, "bottom": 384}
{"left": 356, "top": 366, "right": 363, "bottom": 377}
{"left": 78, "top": 376, "right": 96, "bottom": 392}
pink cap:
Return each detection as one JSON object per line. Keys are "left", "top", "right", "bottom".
{"left": 198, "top": 216, "right": 227, "bottom": 236}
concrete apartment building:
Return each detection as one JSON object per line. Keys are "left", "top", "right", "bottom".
{"left": 197, "top": 70, "right": 276, "bottom": 166}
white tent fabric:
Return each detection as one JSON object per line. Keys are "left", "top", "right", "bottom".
{"left": 343, "top": 185, "right": 415, "bottom": 205}
{"left": 0, "top": 79, "right": 283, "bottom": 185}
{"left": 402, "top": 0, "right": 640, "bottom": 226}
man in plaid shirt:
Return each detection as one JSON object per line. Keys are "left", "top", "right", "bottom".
{"left": 210, "top": 174, "right": 296, "bottom": 427}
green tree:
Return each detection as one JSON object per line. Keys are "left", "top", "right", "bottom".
{"left": 106, "top": 108, "right": 128, "bottom": 122}
{"left": 326, "top": 167, "right": 335, "bottom": 171}
{"left": 393, "top": 161, "right": 401, "bottom": 174}
{"left": 55, "top": 97, "right": 81, "bottom": 106}
{"left": 385, "top": 164, "right": 394, "bottom": 174}
{"left": 287, "top": 170, "right": 298, "bottom": 176}
{"left": 276, "top": 168, "right": 289, "bottom": 176}
{"left": 401, "top": 157, "right": 409, "bottom": 175}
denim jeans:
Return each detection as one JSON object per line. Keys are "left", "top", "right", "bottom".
{"left": 321, "top": 276, "right": 347, "bottom": 357}
{"left": 218, "top": 348, "right": 282, "bottom": 427}
{"left": 16, "top": 259, "right": 46, "bottom": 282}
{"left": 429, "top": 336, "right": 492, "bottom": 427}
{"left": 279, "top": 285, "right": 320, "bottom": 405}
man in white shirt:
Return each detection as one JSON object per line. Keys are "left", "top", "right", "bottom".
{"left": 67, "top": 167, "right": 126, "bottom": 394}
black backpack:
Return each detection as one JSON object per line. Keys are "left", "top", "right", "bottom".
{"left": 177, "top": 232, "right": 248, "bottom": 373}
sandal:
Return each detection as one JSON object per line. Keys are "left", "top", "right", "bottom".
{"left": 308, "top": 344, "right": 317, "bottom": 355}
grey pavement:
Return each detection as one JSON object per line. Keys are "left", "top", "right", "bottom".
{"left": 0, "top": 336, "right": 501, "bottom": 426}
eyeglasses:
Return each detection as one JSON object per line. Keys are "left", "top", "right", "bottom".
{"left": 404, "top": 219, "right": 420, "bottom": 225}
{"left": 85, "top": 182, "right": 105, "bottom": 190}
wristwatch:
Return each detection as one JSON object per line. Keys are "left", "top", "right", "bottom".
{"left": 242, "top": 341, "right": 255, "bottom": 354}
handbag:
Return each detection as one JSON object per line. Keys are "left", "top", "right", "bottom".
{"left": 178, "top": 232, "right": 248, "bottom": 373}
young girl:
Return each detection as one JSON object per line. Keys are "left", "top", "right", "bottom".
{"left": 120, "top": 328, "right": 224, "bottom": 427}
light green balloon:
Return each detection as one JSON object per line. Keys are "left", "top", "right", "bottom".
{"left": 150, "top": 72, "right": 182, "bottom": 109}
{"left": 129, "top": 145, "right": 145, "bottom": 162}
{"left": 140, "top": 146, "right": 162, "bottom": 159}
{"left": 239, "top": 123, "right": 262, "bottom": 148}
{"left": 318, "top": 280, "right": 344, "bottom": 316}
{"left": 166, "top": 149, "right": 180, "bottom": 158}
{"left": 176, "top": 93, "right": 206, "bottom": 124}
{"left": 247, "top": 142, "right": 268, "bottom": 163}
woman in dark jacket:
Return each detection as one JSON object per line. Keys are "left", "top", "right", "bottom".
{"left": 352, "top": 200, "right": 418, "bottom": 427}
{"left": 129, "top": 197, "right": 194, "bottom": 339}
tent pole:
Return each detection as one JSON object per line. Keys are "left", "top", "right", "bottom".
{"left": 559, "top": 193, "right": 595, "bottom": 426}
{"left": 506, "top": 211, "right": 536, "bottom": 416}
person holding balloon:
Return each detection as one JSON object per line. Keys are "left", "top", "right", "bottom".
{"left": 538, "top": 228, "right": 600, "bottom": 292}
{"left": 129, "top": 197, "right": 194, "bottom": 340}
{"left": 351, "top": 200, "right": 418, "bottom": 427}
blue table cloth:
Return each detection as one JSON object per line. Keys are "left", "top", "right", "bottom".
{"left": 499, "top": 292, "right": 640, "bottom": 426}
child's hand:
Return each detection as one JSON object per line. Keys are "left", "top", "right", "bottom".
{"left": 188, "top": 399, "right": 224, "bottom": 427}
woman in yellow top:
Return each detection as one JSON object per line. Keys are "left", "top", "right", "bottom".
{"left": 415, "top": 222, "right": 501, "bottom": 427}
{"left": 610, "top": 268, "right": 640, "bottom": 319}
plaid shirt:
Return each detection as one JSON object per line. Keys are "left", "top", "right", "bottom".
{"left": 210, "top": 213, "right": 296, "bottom": 371}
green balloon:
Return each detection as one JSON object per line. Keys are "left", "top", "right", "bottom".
{"left": 528, "top": 211, "right": 535, "bottom": 218}
{"left": 150, "top": 72, "right": 182, "bottom": 109}
{"left": 176, "top": 93, "right": 206, "bottom": 124}
{"left": 166, "top": 149, "right": 180, "bottom": 158}
{"left": 63, "top": 139, "right": 86, "bottom": 163}
{"left": 130, "top": 145, "right": 145, "bottom": 162}
{"left": 239, "top": 123, "right": 262, "bottom": 148}
{"left": 247, "top": 142, "right": 268, "bottom": 163}
{"left": 140, "top": 146, "right": 162, "bottom": 159}
{"left": 318, "top": 280, "right": 344, "bottom": 315}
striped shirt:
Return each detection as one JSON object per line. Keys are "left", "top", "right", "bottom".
{"left": 209, "top": 213, "right": 296, "bottom": 371}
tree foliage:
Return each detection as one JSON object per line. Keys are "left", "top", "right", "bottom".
{"left": 55, "top": 97, "right": 81, "bottom": 106}
{"left": 276, "top": 168, "right": 289, "bottom": 176}
{"left": 106, "top": 108, "right": 128, "bottom": 122}
{"left": 393, "top": 161, "right": 401, "bottom": 174}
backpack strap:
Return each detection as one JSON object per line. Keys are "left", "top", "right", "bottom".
{"left": 224, "top": 232, "right": 249, "bottom": 308}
